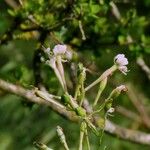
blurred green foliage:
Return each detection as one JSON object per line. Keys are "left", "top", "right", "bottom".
{"left": 0, "top": 0, "right": 150, "bottom": 149}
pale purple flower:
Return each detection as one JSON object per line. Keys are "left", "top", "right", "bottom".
{"left": 114, "top": 54, "right": 128, "bottom": 66}
{"left": 53, "top": 44, "right": 67, "bottom": 55}
{"left": 114, "top": 54, "right": 129, "bottom": 75}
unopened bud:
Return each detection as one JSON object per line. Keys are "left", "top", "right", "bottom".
{"left": 108, "top": 85, "right": 127, "bottom": 100}
{"left": 61, "top": 93, "right": 70, "bottom": 105}
{"left": 106, "top": 85, "right": 127, "bottom": 109}
{"left": 56, "top": 126, "right": 69, "bottom": 150}
{"left": 75, "top": 107, "right": 86, "bottom": 117}
{"left": 56, "top": 126, "right": 65, "bottom": 142}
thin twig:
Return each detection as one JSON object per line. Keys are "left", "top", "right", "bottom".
{"left": 93, "top": 77, "right": 107, "bottom": 107}
{"left": 137, "top": 57, "right": 150, "bottom": 80}
{"left": 110, "top": 1, "right": 121, "bottom": 20}
{"left": 116, "top": 106, "right": 141, "bottom": 123}
{"left": 33, "top": 142, "right": 53, "bottom": 150}
{"left": 127, "top": 83, "right": 150, "bottom": 128}
{"left": 79, "top": 20, "right": 86, "bottom": 40}
{"left": 5, "top": 0, "right": 19, "bottom": 9}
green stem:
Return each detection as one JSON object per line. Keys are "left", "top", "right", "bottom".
{"left": 54, "top": 67, "right": 65, "bottom": 91}
{"left": 74, "top": 84, "right": 80, "bottom": 100}
{"left": 98, "top": 112, "right": 108, "bottom": 149}
{"left": 91, "top": 102, "right": 106, "bottom": 116}
{"left": 79, "top": 20, "right": 86, "bottom": 40}
{"left": 74, "top": 64, "right": 86, "bottom": 106}
{"left": 56, "top": 55, "right": 67, "bottom": 92}
{"left": 79, "top": 128, "right": 84, "bottom": 150}
{"left": 63, "top": 142, "right": 70, "bottom": 150}
{"left": 85, "top": 65, "right": 117, "bottom": 92}
{"left": 93, "top": 77, "right": 107, "bottom": 107}
{"left": 85, "top": 118, "right": 99, "bottom": 136}
{"left": 79, "top": 122, "right": 87, "bottom": 150}
{"left": 79, "top": 82, "right": 85, "bottom": 106}
{"left": 85, "top": 128, "right": 91, "bottom": 150}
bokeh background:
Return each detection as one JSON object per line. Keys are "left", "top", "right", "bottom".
{"left": 0, "top": 0, "right": 150, "bottom": 149}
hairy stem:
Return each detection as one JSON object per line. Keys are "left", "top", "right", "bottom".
{"left": 85, "top": 65, "right": 117, "bottom": 92}
{"left": 93, "top": 77, "right": 107, "bottom": 107}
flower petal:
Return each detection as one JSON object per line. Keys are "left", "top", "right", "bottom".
{"left": 53, "top": 44, "right": 67, "bottom": 55}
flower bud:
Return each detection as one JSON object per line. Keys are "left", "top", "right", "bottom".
{"left": 61, "top": 93, "right": 70, "bottom": 105}
{"left": 75, "top": 107, "right": 86, "bottom": 117}
{"left": 116, "top": 85, "right": 127, "bottom": 93}
{"left": 107, "top": 85, "right": 127, "bottom": 101}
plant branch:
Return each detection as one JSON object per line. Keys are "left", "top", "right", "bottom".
{"left": 0, "top": 79, "right": 77, "bottom": 122}
{"left": 116, "top": 106, "right": 141, "bottom": 123}
{"left": 137, "top": 57, "right": 150, "bottom": 80}
{"left": 0, "top": 79, "right": 150, "bottom": 145}
{"left": 127, "top": 83, "right": 150, "bottom": 128}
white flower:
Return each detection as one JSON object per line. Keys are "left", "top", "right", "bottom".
{"left": 53, "top": 44, "right": 67, "bottom": 55}
{"left": 107, "top": 107, "right": 115, "bottom": 113}
{"left": 114, "top": 54, "right": 129, "bottom": 75}
{"left": 114, "top": 54, "right": 128, "bottom": 66}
